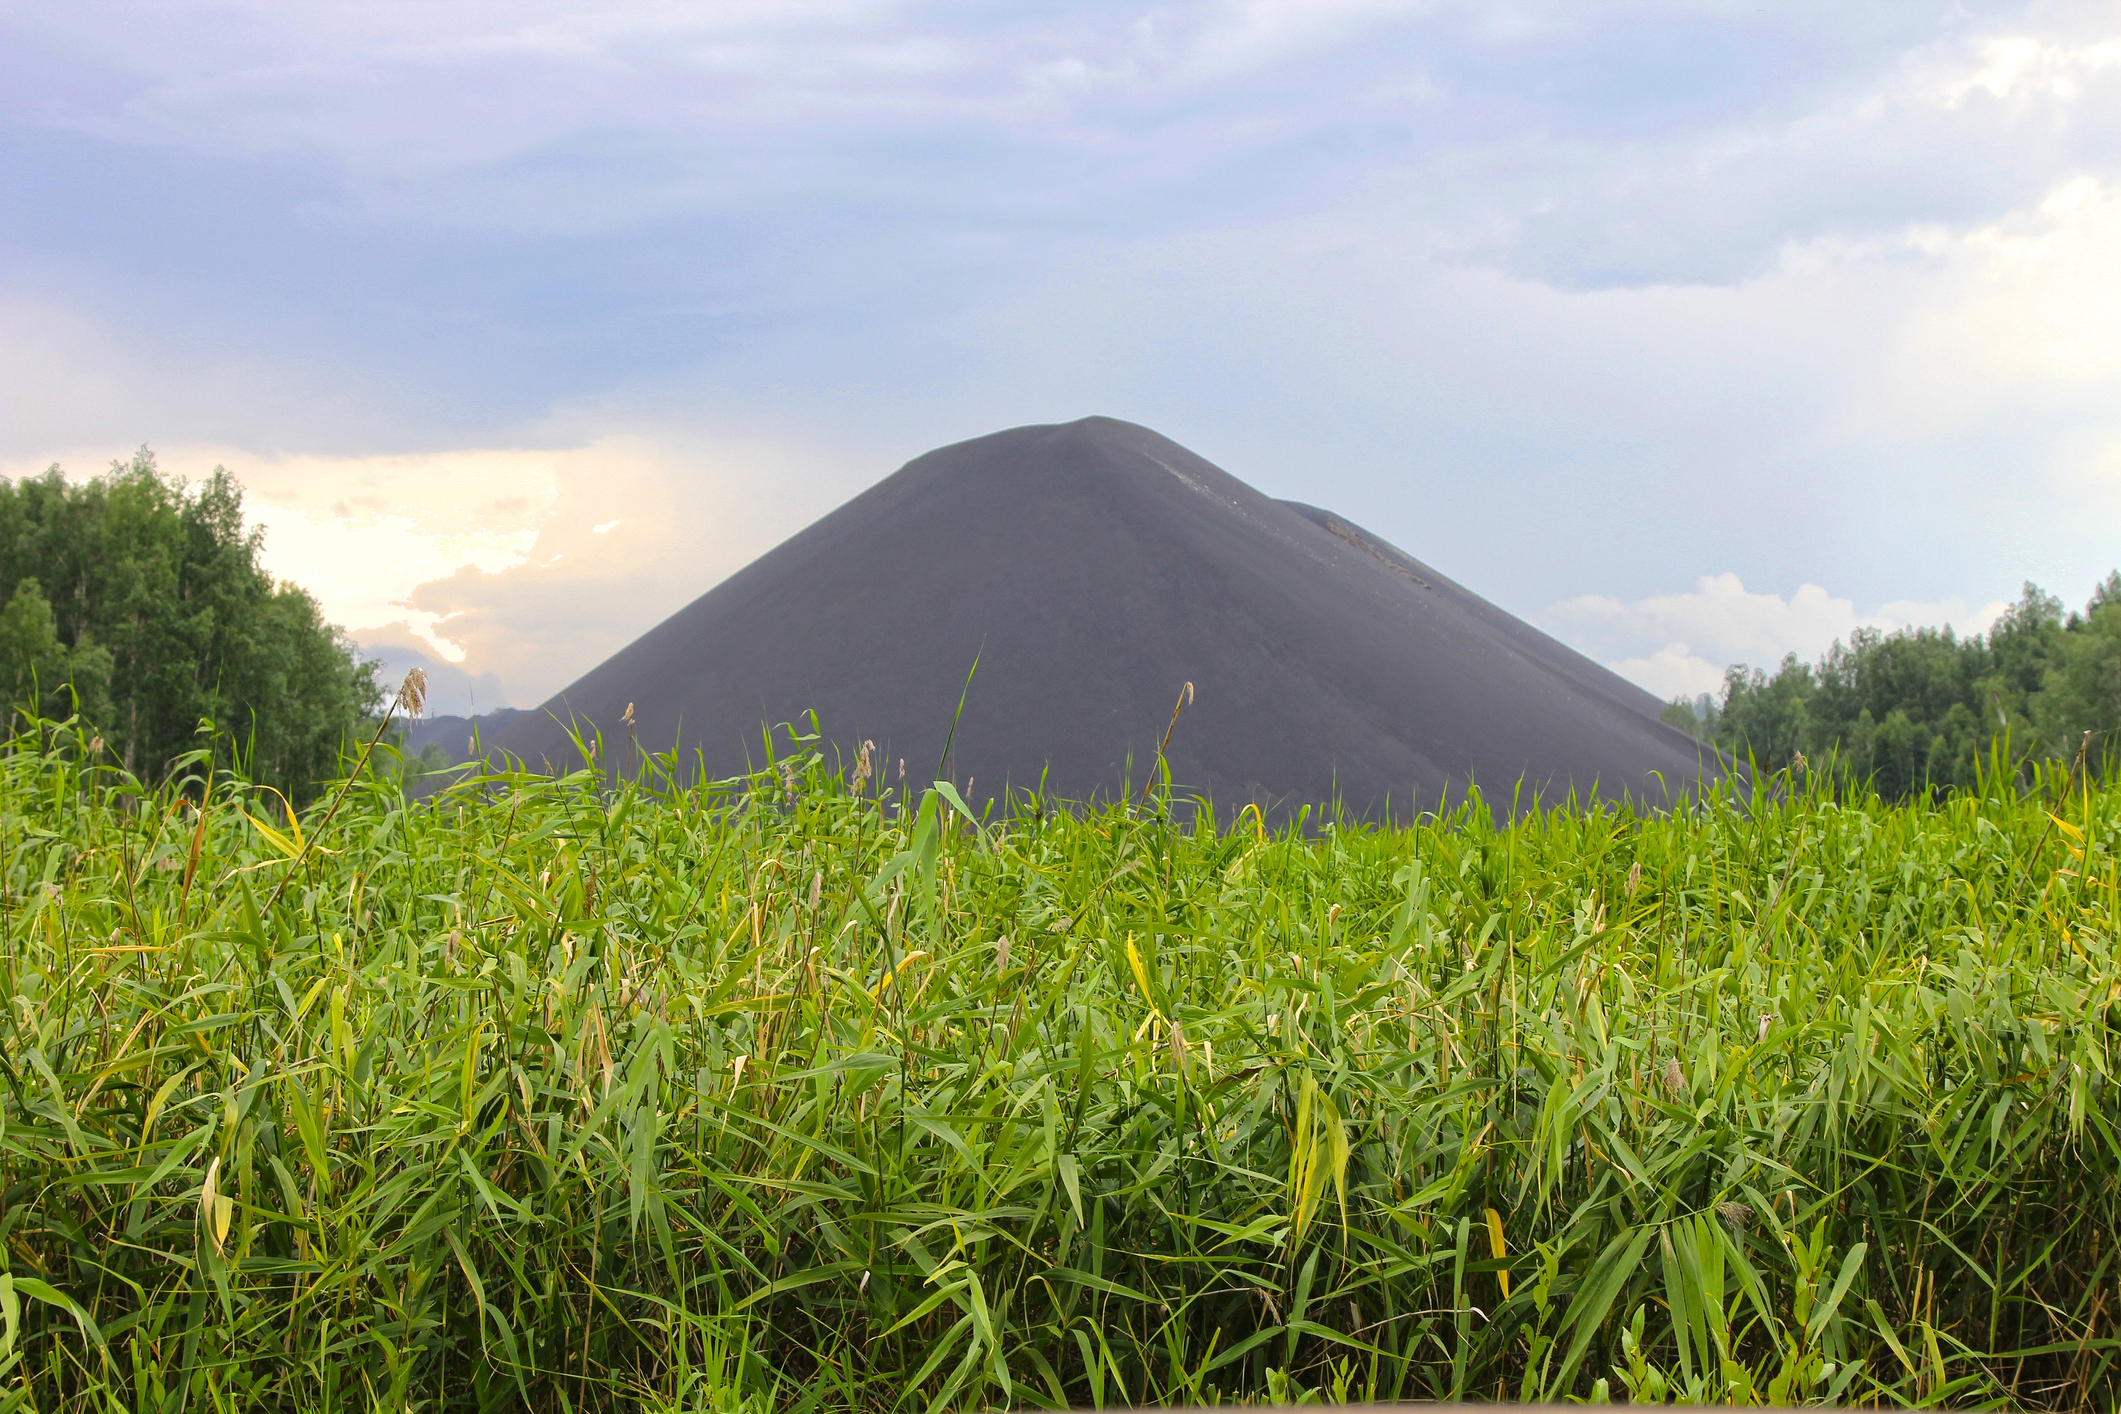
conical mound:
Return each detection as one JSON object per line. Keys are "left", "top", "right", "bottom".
{"left": 490, "top": 417, "right": 1717, "bottom": 817}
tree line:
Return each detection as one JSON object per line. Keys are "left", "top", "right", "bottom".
{"left": 0, "top": 449, "right": 380, "bottom": 796}
{"left": 1663, "top": 576, "right": 2121, "bottom": 796}
{"left": 7, "top": 446, "right": 2114, "bottom": 807}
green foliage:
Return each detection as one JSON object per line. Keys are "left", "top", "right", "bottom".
{"left": 0, "top": 449, "right": 381, "bottom": 797}
{"left": 3, "top": 719, "right": 2120, "bottom": 1412}
{"left": 1680, "top": 576, "right": 2121, "bottom": 796}
{"left": 2037, "top": 602, "right": 2121, "bottom": 769}
{"left": 0, "top": 579, "right": 110, "bottom": 728}
{"left": 1656, "top": 697, "right": 1707, "bottom": 740}
{"left": 379, "top": 737, "right": 458, "bottom": 796}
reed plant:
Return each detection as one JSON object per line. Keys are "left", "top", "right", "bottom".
{"left": 1, "top": 711, "right": 2117, "bottom": 1412}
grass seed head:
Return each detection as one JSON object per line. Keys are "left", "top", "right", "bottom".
{"left": 1663, "top": 1056, "right": 1687, "bottom": 1098}
{"left": 395, "top": 667, "right": 428, "bottom": 718}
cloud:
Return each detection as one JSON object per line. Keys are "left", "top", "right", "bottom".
{"left": 2063, "top": 429, "right": 2121, "bottom": 510}
{"left": 372, "top": 429, "right": 854, "bottom": 706}
{"left": 884, "top": 146, "right": 2121, "bottom": 618}
{"left": 1862, "top": 175, "right": 2121, "bottom": 431}
{"left": 1947, "top": 33, "right": 2121, "bottom": 106}
{"left": 1544, "top": 573, "right": 2012, "bottom": 701}
{"left": 8, "top": 3, "right": 925, "bottom": 173}
{"left": 1605, "top": 644, "right": 1728, "bottom": 703}
{"left": 236, "top": 447, "right": 565, "bottom": 659}
{"left": 0, "top": 299, "right": 305, "bottom": 460}
{"left": 20, "top": 0, "right": 2108, "bottom": 277}
{"left": 0, "top": 289, "right": 460, "bottom": 464}
{"left": 1155, "top": 0, "right": 1435, "bottom": 85}
{"left": 353, "top": 622, "right": 512, "bottom": 718}
{"left": 1459, "top": 16, "right": 2121, "bottom": 290}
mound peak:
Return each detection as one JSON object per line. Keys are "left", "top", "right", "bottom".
{"left": 491, "top": 416, "right": 1715, "bottom": 816}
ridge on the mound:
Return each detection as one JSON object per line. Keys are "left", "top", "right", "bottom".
{"left": 490, "top": 416, "right": 1717, "bottom": 817}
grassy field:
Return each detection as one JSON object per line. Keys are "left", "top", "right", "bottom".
{"left": 2, "top": 714, "right": 2118, "bottom": 1413}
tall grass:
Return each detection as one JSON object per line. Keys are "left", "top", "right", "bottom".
{"left": 2, "top": 713, "right": 2118, "bottom": 1412}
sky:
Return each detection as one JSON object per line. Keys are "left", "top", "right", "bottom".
{"left": 3, "top": 0, "right": 2119, "bottom": 715}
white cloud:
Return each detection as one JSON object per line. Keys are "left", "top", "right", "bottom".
{"left": 1946, "top": 34, "right": 2121, "bottom": 106}
{"left": 1606, "top": 644, "right": 1727, "bottom": 703}
{"left": 1859, "top": 176, "right": 2121, "bottom": 432}
{"left": 1545, "top": 573, "right": 2012, "bottom": 701}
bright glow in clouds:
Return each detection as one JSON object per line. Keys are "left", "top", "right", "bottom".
{"left": 237, "top": 448, "right": 564, "bottom": 662}
{"left": 1948, "top": 35, "right": 2121, "bottom": 105}
{"left": 371, "top": 430, "right": 847, "bottom": 710}
{"left": 1545, "top": 576, "right": 2012, "bottom": 701}
{"left": 235, "top": 434, "right": 846, "bottom": 707}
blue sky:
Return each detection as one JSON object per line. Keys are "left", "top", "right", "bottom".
{"left": 4, "top": 0, "right": 2119, "bottom": 714}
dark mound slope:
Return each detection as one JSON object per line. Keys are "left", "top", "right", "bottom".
{"left": 490, "top": 417, "right": 1716, "bottom": 817}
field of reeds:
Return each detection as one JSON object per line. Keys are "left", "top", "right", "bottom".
{"left": 2, "top": 711, "right": 2119, "bottom": 1413}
